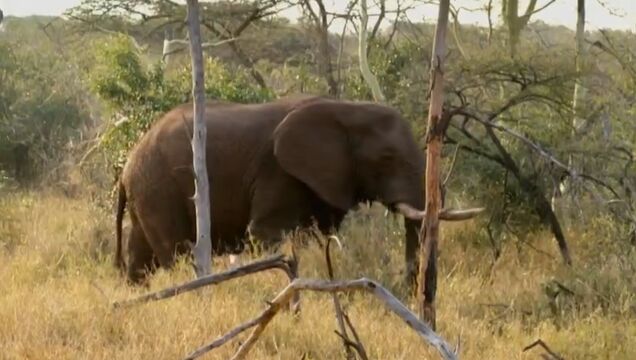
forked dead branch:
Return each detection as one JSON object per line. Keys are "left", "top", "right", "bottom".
{"left": 189, "top": 278, "right": 458, "bottom": 360}
{"left": 112, "top": 252, "right": 458, "bottom": 360}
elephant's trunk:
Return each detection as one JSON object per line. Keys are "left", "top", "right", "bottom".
{"left": 404, "top": 217, "right": 422, "bottom": 288}
{"left": 391, "top": 190, "right": 425, "bottom": 290}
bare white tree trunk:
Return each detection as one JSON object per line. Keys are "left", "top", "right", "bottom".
{"left": 187, "top": 0, "right": 212, "bottom": 278}
{"left": 552, "top": 0, "right": 586, "bottom": 223}
{"left": 358, "top": 0, "right": 386, "bottom": 102}
{"left": 162, "top": 26, "right": 175, "bottom": 65}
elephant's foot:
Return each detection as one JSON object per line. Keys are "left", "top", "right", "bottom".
{"left": 420, "top": 301, "right": 436, "bottom": 331}
{"left": 126, "top": 267, "right": 152, "bottom": 287}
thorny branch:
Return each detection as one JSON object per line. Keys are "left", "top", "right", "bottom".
{"left": 453, "top": 107, "right": 622, "bottom": 200}
{"left": 457, "top": 108, "right": 572, "bottom": 173}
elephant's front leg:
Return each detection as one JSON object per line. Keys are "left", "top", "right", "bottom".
{"left": 247, "top": 214, "right": 302, "bottom": 280}
{"left": 247, "top": 217, "right": 302, "bottom": 313}
{"left": 249, "top": 174, "right": 311, "bottom": 313}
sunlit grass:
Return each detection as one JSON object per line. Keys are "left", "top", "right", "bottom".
{"left": 0, "top": 192, "right": 634, "bottom": 359}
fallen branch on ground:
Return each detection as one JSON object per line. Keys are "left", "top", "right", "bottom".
{"left": 523, "top": 339, "right": 564, "bottom": 360}
{"left": 112, "top": 254, "right": 294, "bottom": 308}
{"left": 185, "top": 277, "right": 458, "bottom": 360}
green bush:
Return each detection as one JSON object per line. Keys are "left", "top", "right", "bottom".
{"left": 88, "top": 35, "right": 273, "bottom": 173}
{"left": 0, "top": 39, "right": 87, "bottom": 182}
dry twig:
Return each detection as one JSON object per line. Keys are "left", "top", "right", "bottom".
{"left": 325, "top": 236, "right": 368, "bottom": 360}
{"left": 523, "top": 339, "right": 564, "bottom": 360}
{"left": 339, "top": 312, "right": 369, "bottom": 360}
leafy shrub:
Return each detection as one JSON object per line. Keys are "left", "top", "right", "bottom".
{"left": 0, "top": 39, "right": 87, "bottom": 182}
{"left": 88, "top": 35, "right": 273, "bottom": 174}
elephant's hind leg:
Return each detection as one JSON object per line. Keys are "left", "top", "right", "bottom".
{"left": 136, "top": 194, "right": 193, "bottom": 271}
{"left": 126, "top": 222, "right": 156, "bottom": 285}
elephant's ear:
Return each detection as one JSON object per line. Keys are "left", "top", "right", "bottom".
{"left": 274, "top": 103, "right": 354, "bottom": 211}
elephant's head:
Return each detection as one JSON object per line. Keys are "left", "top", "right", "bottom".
{"left": 273, "top": 99, "right": 425, "bottom": 283}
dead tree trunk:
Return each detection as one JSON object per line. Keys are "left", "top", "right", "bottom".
{"left": 186, "top": 0, "right": 212, "bottom": 278}
{"left": 485, "top": 127, "right": 572, "bottom": 265}
{"left": 419, "top": 0, "right": 450, "bottom": 329}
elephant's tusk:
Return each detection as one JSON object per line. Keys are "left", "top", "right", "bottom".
{"left": 395, "top": 202, "right": 426, "bottom": 220}
{"left": 439, "top": 207, "right": 486, "bottom": 221}
{"left": 395, "top": 203, "right": 485, "bottom": 221}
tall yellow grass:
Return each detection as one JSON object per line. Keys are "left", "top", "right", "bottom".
{"left": 0, "top": 191, "right": 634, "bottom": 359}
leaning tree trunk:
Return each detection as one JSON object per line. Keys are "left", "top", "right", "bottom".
{"left": 186, "top": 0, "right": 212, "bottom": 278}
{"left": 358, "top": 0, "right": 386, "bottom": 102}
{"left": 419, "top": 0, "right": 450, "bottom": 329}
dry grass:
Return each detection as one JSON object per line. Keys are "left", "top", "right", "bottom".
{"left": 0, "top": 190, "right": 634, "bottom": 359}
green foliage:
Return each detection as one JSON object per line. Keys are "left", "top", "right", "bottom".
{"left": 343, "top": 40, "right": 430, "bottom": 138}
{"left": 261, "top": 59, "right": 329, "bottom": 95}
{"left": 0, "top": 23, "right": 88, "bottom": 182}
{"left": 3, "top": 9, "right": 636, "bottom": 249}
{"left": 88, "top": 35, "right": 273, "bottom": 173}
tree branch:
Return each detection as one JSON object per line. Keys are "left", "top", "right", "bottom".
{"left": 112, "top": 255, "right": 294, "bottom": 308}
{"left": 188, "top": 278, "right": 458, "bottom": 360}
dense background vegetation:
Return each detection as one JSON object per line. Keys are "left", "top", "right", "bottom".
{"left": 0, "top": 1, "right": 635, "bottom": 358}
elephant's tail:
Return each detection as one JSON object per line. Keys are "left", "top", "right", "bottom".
{"left": 115, "top": 180, "right": 126, "bottom": 272}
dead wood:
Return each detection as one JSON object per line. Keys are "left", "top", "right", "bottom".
{"left": 325, "top": 236, "right": 368, "bottom": 360}
{"left": 523, "top": 339, "right": 565, "bottom": 360}
{"left": 339, "top": 312, "right": 369, "bottom": 360}
{"left": 186, "top": 278, "right": 458, "bottom": 360}
{"left": 112, "top": 254, "right": 294, "bottom": 309}
{"left": 420, "top": 0, "right": 452, "bottom": 327}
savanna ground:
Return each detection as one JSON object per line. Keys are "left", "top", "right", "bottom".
{"left": 2, "top": 2, "right": 636, "bottom": 358}
{"left": 1, "top": 185, "right": 634, "bottom": 360}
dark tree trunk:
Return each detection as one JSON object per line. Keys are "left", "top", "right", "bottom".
{"left": 485, "top": 127, "right": 572, "bottom": 265}
{"left": 419, "top": 0, "right": 450, "bottom": 330}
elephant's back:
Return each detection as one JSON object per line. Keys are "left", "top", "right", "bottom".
{"left": 120, "top": 96, "right": 324, "bottom": 250}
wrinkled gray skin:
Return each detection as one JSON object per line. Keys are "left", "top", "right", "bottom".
{"left": 116, "top": 95, "right": 427, "bottom": 289}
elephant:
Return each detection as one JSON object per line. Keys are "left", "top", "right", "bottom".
{"left": 114, "top": 95, "right": 433, "bottom": 294}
